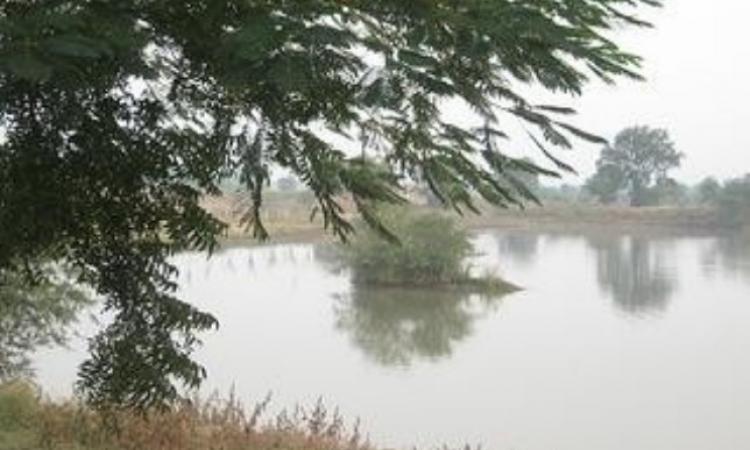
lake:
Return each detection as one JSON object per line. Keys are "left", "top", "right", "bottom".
{"left": 32, "top": 230, "right": 750, "bottom": 450}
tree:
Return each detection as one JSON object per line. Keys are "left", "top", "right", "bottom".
{"left": 584, "top": 163, "right": 626, "bottom": 204}
{"left": 0, "top": 0, "right": 659, "bottom": 408}
{"left": 716, "top": 175, "right": 750, "bottom": 228}
{"left": 697, "top": 177, "right": 722, "bottom": 205}
{"left": 648, "top": 177, "right": 689, "bottom": 206}
{"left": 587, "top": 126, "right": 682, "bottom": 206}
{"left": 275, "top": 176, "right": 299, "bottom": 193}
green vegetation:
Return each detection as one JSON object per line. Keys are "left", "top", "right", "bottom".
{"left": 343, "top": 208, "right": 516, "bottom": 293}
{"left": 0, "top": 0, "right": 658, "bottom": 407}
{"left": 697, "top": 177, "right": 722, "bottom": 205}
{"left": 0, "top": 267, "right": 90, "bottom": 381}
{"left": 585, "top": 126, "right": 683, "bottom": 206}
{"left": 714, "top": 175, "right": 750, "bottom": 229}
{"left": 662, "top": 175, "right": 750, "bottom": 229}
{"left": 0, "top": 381, "right": 369, "bottom": 450}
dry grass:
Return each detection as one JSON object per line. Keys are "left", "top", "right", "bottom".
{"left": 201, "top": 193, "right": 341, "bottom": 243}
{"left": 201, "top": 194, "right": 722, "bottom": 245}
{"left": 464, "top": 203, "right": 721, "bottom": 232}
{"left": 0, "top": 382, "right": 370, "bottom": 450}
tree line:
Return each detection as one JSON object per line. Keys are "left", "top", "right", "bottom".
{"left": 520, "top": 125, "right": 749, "bottom": 229}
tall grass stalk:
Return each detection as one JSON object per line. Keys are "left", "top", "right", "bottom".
{"left": 0, "top": 381, "right": 369, "bottom": 450}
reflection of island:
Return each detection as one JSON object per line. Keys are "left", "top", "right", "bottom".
{"left": 334, "top": 287, "right": 505, "bottom": 367}
{"left": 313, "top": 243, "right": 346, "bottom": 274}
{"left": 587, "top": 236, "right": 676, "bottom": 317}
{"left": 495, "top": 233, "right": 540, "bottom": 267}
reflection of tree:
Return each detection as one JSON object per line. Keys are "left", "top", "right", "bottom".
{"left": 313, "top": 243, "right": 346, "bottom": 274}
{"left": 0, "top": 269, "right": 90, "bottom": 380}
{"left": 496, "top": 233, "right": 540, "bottom": 266}
{"left": 702, "top": 235, "right": 750, "bottom": 282}
{"left": 587, "top": 236, "right": 675, "bottom": 317}
{"left": 334, "top": 287, "right": 504, "bottom": 366}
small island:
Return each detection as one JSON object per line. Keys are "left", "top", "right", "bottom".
{"left": 340, "top": 207, "right": 520, "bottom": 296}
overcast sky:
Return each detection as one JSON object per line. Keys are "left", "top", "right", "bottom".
{"left": 556, "top": 0, "right": 750, "bottom": 184}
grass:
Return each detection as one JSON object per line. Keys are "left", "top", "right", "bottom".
{"left": 465, "top": 202, "right": 723, "bottom": 231}
{"left": 0, "top": 381, "right": 371, "bottom": 450}
{"left": 0, "top": 382, "right": 39, "bottom": 449}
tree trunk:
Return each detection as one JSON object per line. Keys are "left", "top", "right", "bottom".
{"left": 630, "top": 180, "right": 647, "bottom": 207}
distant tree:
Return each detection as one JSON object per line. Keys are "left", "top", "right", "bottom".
{"left": 587, "top": 126, "right": 682, "bottom": 206}
{"left": 276, "top": 176, "right": 298, "bottom": 193}
{"left": 716, "top": 175, "right": 750, "bottom": 228}
{"left": 0, "top": 0, "right": 660, "bottom": 408}
{"left": 558, "top": 184, "right": 580, "bottom": 199}
{"left": 584, "top": 164, "right": 626, "bottom": 204}
{"left": 697, "top": 177, "right": 722, "bottom": 205}
{"left": 537, "top": 183, "right": 581, "bottom": 203}
{"left": 647, "top": 177, "right": 689, "bottom": 206}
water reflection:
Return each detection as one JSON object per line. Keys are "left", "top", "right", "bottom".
{"left": 586, "top": 236, "right": 676, "bottom": 317}
{"left": 495, "top": 232, "right": 540, "bottom": 267}
{"left": 334, "top": 287, "right": 504, "bottom": 367}
{"left": 27, "top": 233, "right": 750, "bottom": 450}
{"left": 702, "top": 234, "right": 750, "bottom": 282}
{"left": 313, "top": 244, "right": 346, "bottom": 274}
{"left": 177, "top": 245, "right": 316, "bottom": 286}
{"left": 0, "top": 272, "right": 90, "bottom": 380}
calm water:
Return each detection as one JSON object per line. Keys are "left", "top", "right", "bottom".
{"left": 32, "top": 230, "right": 750, "bottom": 450}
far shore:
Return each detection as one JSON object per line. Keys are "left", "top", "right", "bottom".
{"left": 203, "top": 195, "right": 732, "bottom": 247}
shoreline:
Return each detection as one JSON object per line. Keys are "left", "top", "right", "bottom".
{"left": 209, "top": 201, "right": 732, "bottom": 247}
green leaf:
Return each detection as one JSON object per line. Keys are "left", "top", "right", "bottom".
{"left": 3, "top": 52, "right": 52, "bottom": 81}
{"left": 45, "top": 35, "right": 110, "bottom": 59}
{"left": 555, "top": 121, "right": 609, "bottom": 144}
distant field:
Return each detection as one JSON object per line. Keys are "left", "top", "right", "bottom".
{"left": 201, "top": 193, "right": 726, "bottom": 243}
{"left": 465, "top": 202, "right": 722, "bottom": 232}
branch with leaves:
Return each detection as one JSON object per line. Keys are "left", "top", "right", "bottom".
{"left": 0, "top": 0, "right": 659, "bottom": 408}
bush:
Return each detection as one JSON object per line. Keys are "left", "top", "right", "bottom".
{"left": 344, "top": 208, "right": 487, "bottom": 287}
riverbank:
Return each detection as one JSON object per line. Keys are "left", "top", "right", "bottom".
{"left": 203, "top": 194, "right": 726, "bottom": 245}
{"left": 464, "top": 202, "right": 722, "bottom": 232}
{"left": 0, "top": 381, "right": 371, "bottom": 450}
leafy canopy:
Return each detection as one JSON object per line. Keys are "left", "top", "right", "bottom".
{"left": 0, "top": 0, "right": 658, "bottom": 408}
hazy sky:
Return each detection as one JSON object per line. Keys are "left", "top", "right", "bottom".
{"left": 557, "top": 0, "right": 750, "bottom": 184}
{"left": 3, "top": 2, "right": 744, "bottom": 186}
